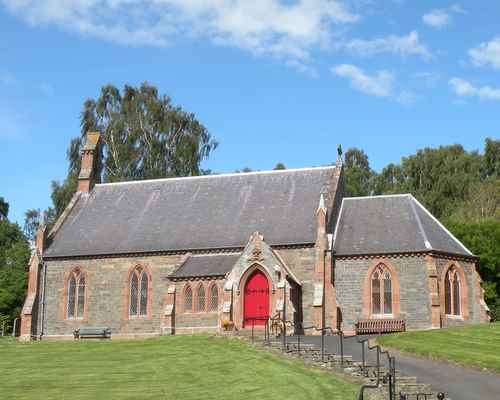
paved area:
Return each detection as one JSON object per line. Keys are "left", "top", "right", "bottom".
{"left": 290, "top": 335, "right": 500, "bottom": 400}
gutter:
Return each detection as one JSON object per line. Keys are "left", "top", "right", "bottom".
{"left": 39, "top": 254, "right": 47, "bottom": 340}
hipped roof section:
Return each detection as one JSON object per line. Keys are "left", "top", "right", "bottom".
{"left": 45, "top": 166, "right": 338, "bottom": 258}
{"left": 333, "top": 194, "right": 473, "bottom": 257}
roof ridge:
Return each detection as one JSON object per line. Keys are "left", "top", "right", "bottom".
{"left": 408, "top": 195, "right": 432, "bottom": 250}
{"left": 343, "top": 193, "right": 411, "bottom": 200}
{"left": 95, "top": 165, "right": 336, "bottom": 187}
{"left": 410, "top": 195, "right": 473, "bottom": 256}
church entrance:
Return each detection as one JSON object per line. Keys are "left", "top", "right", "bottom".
{"left": 243, "top": 269, "right": 269, "bottom": 327}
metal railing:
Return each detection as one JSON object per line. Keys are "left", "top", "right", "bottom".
{"left": 356, "top": 338, "right": 396, "bottom": 400}
{"left": 243, "top": 315, "right": 439, "bottom": 400}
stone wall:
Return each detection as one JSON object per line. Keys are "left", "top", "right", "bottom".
{"left": 274, "top": 247, "right": 318, "bottom": 328}
{"left": 172, "top": 279, "right": 223, "bottom": 333}
{"left": 434, "top": 257, "right": 486, "bottom": 327}
{"left": 42, "top": 255, "right": 183, "bottom": 338}
{"left": 335, "top": 256, "right": 432, "bottom": 333}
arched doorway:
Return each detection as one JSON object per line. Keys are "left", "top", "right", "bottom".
{"left": 243, "top": 269, "right": 270, "bottom": 327}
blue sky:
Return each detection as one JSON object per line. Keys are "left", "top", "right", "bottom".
{"left": 1, "top": 0, "right": 499, "bottom": 226}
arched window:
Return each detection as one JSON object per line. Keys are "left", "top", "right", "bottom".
{"left": 67, "top": 269, "right": 85, "bottom": 319}
{"left": 445, "top": 266, "right": 461, "bottom": 316}
{"left": 197, "top": 284, "right": 206, "bottom": 312}
{"left": 209, "top": 284, "right": 219, "bottom": 312}
{"left": 184, "top": 285, "right": 193, "bottom": 312}
{"left": 371, "top": 264, "right": 393, "bottom": 316}
{"left": 129, "top": 267, "right": 149, "bottom": 317}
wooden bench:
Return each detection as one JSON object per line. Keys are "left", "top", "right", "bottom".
{"left": 74, "top": 327, "right": 111, "bottom": 340}
{"left": 355, "top": 319, "right": 405, "bottom": 335}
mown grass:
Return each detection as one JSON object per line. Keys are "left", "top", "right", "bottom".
{"left": 377, "top": 322, "right": 500, "bottom": 372}
{"left": 0, "top": 335, "right": 359, "bottom": 400}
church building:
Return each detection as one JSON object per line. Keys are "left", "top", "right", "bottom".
{"left": 20, "top": 132, "right": 489, "bottom": 340}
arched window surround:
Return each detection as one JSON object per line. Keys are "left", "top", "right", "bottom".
{"left": 62, "top": 267, "right": 89, "bottom": 321}
{"left": 362, "top": 260, "right": 400, "bottom": 319}
{"left": 124, "top": 264, "right": 152, "bottom": 320}
{"left": 196, "top": 283, "right": 206, "bottom": 312}
{"left": 440, "top": 262, "right": 468, "bottom": 320}
{"left": 183, "top": 283, "right": 194, "bottom": 313}
{"left": 208, "top": 282, "right": 219, "bottom": 313}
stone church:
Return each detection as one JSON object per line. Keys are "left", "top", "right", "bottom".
{"left": 20, "top": 132, "right": 489, "bottom": 340}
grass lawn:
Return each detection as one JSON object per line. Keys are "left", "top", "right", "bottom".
{"left": 0, "top": 335, "right": 358, "bottom": 400}
{"left": 377, "top": 322, "right": 500, "bottom": 373}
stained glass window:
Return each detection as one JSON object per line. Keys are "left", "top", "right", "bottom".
{"left": 67, "top": 276, "right": 76, "bottom": 318}
{"left": 184, "top": 285, "right": 193, "bottom": 312}
{"left": 129, "top": 267, "right": 149, "bottom": 317}
{"left": 67, "top": 270, "right": 85, "bottom": 319}
{"left": 209, "top": 284, "right": 218, "bottom": 312}
{"left": 197, "top": 285, "right": 206, "bottom": 312}
{"left": 371, "top": 264, "right": 393, "bottom": 316}
{"left": 445, "top": 266, "right": 461, "bottom": 316}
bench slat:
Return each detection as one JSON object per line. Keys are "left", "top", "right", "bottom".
{"left": 355, "top": 319, "right": 405, "bottom": 334}
{"left": 74, "top": 326, "right": 111, "bottom": 339}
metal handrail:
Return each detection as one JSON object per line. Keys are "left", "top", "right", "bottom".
{"left": 356, "top": 338, "right": 396, "bottom": 400}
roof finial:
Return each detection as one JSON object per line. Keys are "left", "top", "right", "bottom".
{"left": 336, "top": 144, "right": 343, "bottom": 167}
{"left": 317, "top": 193, "right": 327, "bottom": 214}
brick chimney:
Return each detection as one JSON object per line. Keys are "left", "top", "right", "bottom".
{"left": 77, "top": 132, "right": 101, "bottom": 193}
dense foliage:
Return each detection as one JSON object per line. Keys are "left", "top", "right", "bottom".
{"left": 344, "top": 139, "right": 500, "bottom": 318}
{"left": 0, "top": 199, "right": 29, "bottom": 331}
{"left": 49, "top": 82, "right": 218, "bottom": 221}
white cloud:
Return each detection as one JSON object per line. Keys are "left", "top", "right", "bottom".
{"left": 468, "top": 37, "right": 500, "bottom": 69}
{"left": 1, "top": 0, "right": 359, "bottom": 67}
{"left": 422, "top": 4, "right": 464, "bottom": 29}
{"left": 332, "top": 64, "right": 393, "bottom": 97}
{"left": 342, "top": 31, "right": 431, "bottom": 59}
{"left": 422, "top": 9, "right": 450, "bottom": 28}
{"left": 449, "top": 77, "right": 500, "bottom": 101}
{"left": 332, "top": 64, "right": 418, "bottom": 104}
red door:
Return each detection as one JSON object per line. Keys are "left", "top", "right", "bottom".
{"left": 244, "top": 270, "right": 270, "bottom": 326}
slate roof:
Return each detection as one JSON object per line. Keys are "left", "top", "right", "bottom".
{"left": 170, "top": 254, "right": 240, "bottom": 279}
{"left": 45, "top": 166, "right": 337, "bottom": 258}
{"left": 333, "top": 194, "right": 472, "bottom": 257}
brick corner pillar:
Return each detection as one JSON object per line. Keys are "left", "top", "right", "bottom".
{"left": 221, "top": 280, "right": 234, "bottom": 331}
{"left": 425, "top": 254, "right": 441, "bottom": 329}
{"left": 473, "top": 266, "right": 491, "bottom": 323}
{"left": 313, "top": 194, "right": 337, "bottom": 331}
{"left": 77, "top": 131, "right": 102, "bottom": 193}
{"left": 20, "top": 225, "right": 47, "bottom": 341}
{"left": 162, "top": 284, "right": 176, "bottom": 335}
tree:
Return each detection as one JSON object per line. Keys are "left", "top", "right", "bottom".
{"left": 273, "top": 162, "right": 286, "bottom": 170}
{"left": 446, "top": 219, "right": 500, "bottom": 319}
{"left": 0, "top": 215, "right": 29, "bottom": 326}
{"left": 484, "top": 137, "right": 500, "bottom": 177}
{"left": 23, "top": 209, "right": 41, "bottom": 244}
{"left": 49, "top": 83, "right": 218, "bottom": 222}
{"left": 344, "top": 148, "right": 375, "bottom": 196}
{"left": 372, "top": 163, "right": 404, "bottom": 194}
{"left": 0, "top": 197, "right": 8, "bottom": 221}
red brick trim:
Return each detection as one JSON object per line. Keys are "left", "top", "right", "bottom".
{"left": 123, "top": 263, "right": 153, "bottom": 320}
{"left": 59, "top": 266, "right": 89, "bottom": 322}
{"left": 440, "top": 261, "right": 469, "bottom": 320}
{"left": 362, "top": 259, "right": 400, "bottom": 319}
